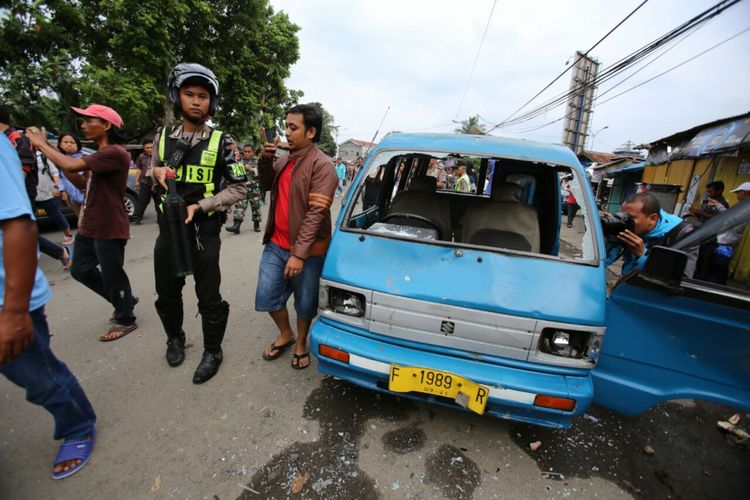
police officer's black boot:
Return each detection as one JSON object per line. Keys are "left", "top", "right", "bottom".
{"left": 193, "top": 301, "right": 229, "bottom": 384}
{"left": 166, "top": 330, "right": 186, "bottom": 367}
{"left": 225, "top": 220, "right": 242, "bottom": 234}
{"left": 156, "top": 299, "right": 186, "bottom": 367}
{"left": 253, "top": 220, "right": 260, "bottom": 232}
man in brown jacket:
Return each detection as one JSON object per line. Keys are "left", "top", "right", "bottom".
{"left": 256, "top": 104, "right": 338, "bottom": 369}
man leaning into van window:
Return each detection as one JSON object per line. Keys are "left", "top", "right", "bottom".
{"left": 604, "top": 192, "right": 698, "bottom": 278}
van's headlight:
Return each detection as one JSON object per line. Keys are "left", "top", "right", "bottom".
{"left": 539, "top": 328, "right": 591, "bottom": 359}
{"left": 321, "top": 286, "right": 366, "bottom": 318}
{"left": 319, "top": 285, "right": 329, "bottom": 310}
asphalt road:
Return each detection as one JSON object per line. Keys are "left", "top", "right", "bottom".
{"left": 1, "top": 203, "right": 747, "bottom": 499}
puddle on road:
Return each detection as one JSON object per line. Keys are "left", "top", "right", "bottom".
{"left": 382, "top": 425, "right": 426, "bottom": 455}
{"left": 509, "top": 401, "right": 750, "bottom": 499}
{"left": 240, "top": 378, "right": 415, "bottom": 499}
{"left": 424, "top": 445, "right": 481, "bottom": 500}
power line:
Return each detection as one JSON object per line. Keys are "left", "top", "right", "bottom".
{"left": 487, "top": 0, "right": 742, "bottom": 132}
{"left": 502, "top": 22, "right": 704, "bottom": 133}
{"left": 487, "top": 0, "right": 649, "bottom": 131}
{"left": 501, "top": 24, "right": 750, "bottom": 135}
{"left": 596, "top": 26, "right": 750, "bottom": 106}
{"left": 454, "top": 0, "right": 499, "bottom": 120}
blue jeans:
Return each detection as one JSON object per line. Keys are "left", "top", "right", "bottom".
{"left": 255, "top": 242, "right": 325, "bottom": 320}
{"left": 0, "top": 308, "right": 96, "bottom": 440}
{"left": 36, "top": 198, "right": 70, "bottom": 232}
{"left": 39, "top": 236, "right": 65, "bottom": 260}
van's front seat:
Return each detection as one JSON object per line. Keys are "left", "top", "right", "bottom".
{"left": 386, "top": 176, "right": 452, "bottom": 239}
{"left": 460, "top": 182, "right": 540, "bottom": 252}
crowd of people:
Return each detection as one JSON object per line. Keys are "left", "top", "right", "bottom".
{"left": 1, "top": 63, "right": 337, "bottom": 480}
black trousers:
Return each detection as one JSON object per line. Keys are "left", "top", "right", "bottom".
{"left": 71, "top": 235, "right": 136, "bottom": 325}
{"left": 132, "top": 179, "right": 153, "bottom": 221}
{"left": 153, "top": 212, "right": 228, "bottom": 350}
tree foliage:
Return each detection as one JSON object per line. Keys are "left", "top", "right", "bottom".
{"left": 0, "top": 0, "right": 304, "bottom": 142}
{"left": 308, "top": 102, "right": 338, "bottom": 157}
{"left": 454, "top": 115, "right": 487, "bottom": 135}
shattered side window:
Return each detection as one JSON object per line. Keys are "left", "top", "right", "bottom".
{"left": 558, "top": 169, "right": 595, "bottom": 262}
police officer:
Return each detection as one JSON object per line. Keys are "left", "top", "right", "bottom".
{"left": 226, "top": 144, "right": 263, "bottom": 234}
{"left": 150, "top": 63, "right": 247, "bottom": 384}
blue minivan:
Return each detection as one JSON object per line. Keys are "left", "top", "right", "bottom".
{"left": 310, "top": 133, "right": 750, "bottom": 429}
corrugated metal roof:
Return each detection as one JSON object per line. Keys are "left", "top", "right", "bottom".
{"left": 579, "top": 150, "right": 618, "bottom": 164}
{"left": 604, "top": 161, "right": 645, "bottom": 175}
{"left": 645, "top": 111, "right": 750, "bottom": 147}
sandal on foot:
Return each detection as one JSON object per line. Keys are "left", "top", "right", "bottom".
{"left": 262, "top": 338, "right": 296, "bottom": 361}
{"left": 52, "top": 428, "right": 95, "bottom": 480}
{"left": 291, "top": 352, "right": 311, "bottom": 370}
{"left": 61, "top": 246, "right": 73, "bottom": 272}
{"left": 109, "top": 296, "right": 139, "bottom": 322}
{"left": 100, "top": 323, "right": 137, "bottom": 342}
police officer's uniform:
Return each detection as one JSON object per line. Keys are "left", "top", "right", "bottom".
{"left": 227, "top": 157, "right": 263, "bottom": 233}
{"left": 152, "top": 63, "right": 247, "bottom": 384}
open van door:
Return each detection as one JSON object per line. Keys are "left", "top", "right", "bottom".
{"left": 592, "top": 202, "right": 750, "bottom": 415}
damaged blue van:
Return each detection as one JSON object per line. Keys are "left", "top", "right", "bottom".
{"left": 310, "top": 133, "right": 750, "bottom": 428}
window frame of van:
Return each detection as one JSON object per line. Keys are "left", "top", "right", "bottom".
{"left": 341, "top": 147, "right": 602, "bottom": 267}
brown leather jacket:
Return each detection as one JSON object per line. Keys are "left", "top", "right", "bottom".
{"left": 258, "top": 143, "right": 337, "bottom": 259}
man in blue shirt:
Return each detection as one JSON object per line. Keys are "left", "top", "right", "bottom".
{"left": 335, "top": 157, "right": 346, "bottom": 196}
{"left": 0, "top": 133, "right": 96, "bottom": 479}
{"left": 605, "top": 192, "right": 698, "bottom": 277}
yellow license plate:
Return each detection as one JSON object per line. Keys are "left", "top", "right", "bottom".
{"left": 388, "top": 365, "right": 489, "bottom": 415}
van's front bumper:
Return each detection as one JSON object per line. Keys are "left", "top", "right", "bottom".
{"left": 311, "top": 319, "right": 593, "bottom": 429}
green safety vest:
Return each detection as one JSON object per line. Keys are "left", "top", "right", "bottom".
{"left": 159, "top": 127, "right": 224, "bottom": 199}
{"left": 157, "top": 128, "right": 246, "bottom": 215}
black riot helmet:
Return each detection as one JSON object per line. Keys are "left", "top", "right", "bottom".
{"left": 167, "top": 63, "right": 220, "bottom": 118}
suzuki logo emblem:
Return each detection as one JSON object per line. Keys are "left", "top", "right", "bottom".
{"left": 440, "top": 320, "right": 455, "bottom": 335}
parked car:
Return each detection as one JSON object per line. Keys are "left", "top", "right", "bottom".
{"left": 310, "top": 132, "right": 750, "bottom": 429}
{"left": 124, "top": 168, "right": 139, "bottom": 218}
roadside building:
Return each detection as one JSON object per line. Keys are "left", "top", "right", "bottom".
{"left": 577, "top": 150, "right": 643, "bottom": 210}
{"left": 640, "top": 111, "right": 750, "bottom": 284}
{"left": 338, "top": 139, "right": 377, "bottom": 163}
{"left": 594, "top": 157, "right": 647, "bottom": 213}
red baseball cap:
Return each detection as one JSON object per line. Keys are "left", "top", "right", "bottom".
{"left": 71, "top": 104, "right": 124, "bottom": 128}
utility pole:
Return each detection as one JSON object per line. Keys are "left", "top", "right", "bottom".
{"left": 561, "top": 51, "right": 600, "bottom": 155}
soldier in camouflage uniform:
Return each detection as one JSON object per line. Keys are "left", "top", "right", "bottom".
{"left": 226, "top": 144, "right": 262, "bottom": 233}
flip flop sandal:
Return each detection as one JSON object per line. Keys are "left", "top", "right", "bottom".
{"left": 262, "top": 338, "right": 297, "bottom": 361}
{"left": 100, "top": 323, "right": 138, "bottom": 342}
{"left": 52, "top": 428, "right": 95, "bottom": 480}
{"left": 109, "top": 296, "right": 139, "bottom": 322}
{"left": 61, "top": 246, "right": 73, "bottom": 272}
{"left": 291, "top": 352, "right": 311, "bottom": 370}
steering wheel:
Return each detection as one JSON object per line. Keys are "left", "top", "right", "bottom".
{"left": 382, "top": 212, "right": 442, "bottom": 239}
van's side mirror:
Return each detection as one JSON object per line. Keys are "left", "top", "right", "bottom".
{"left": 640, "top": 245, "right": 687, "bottom": 289}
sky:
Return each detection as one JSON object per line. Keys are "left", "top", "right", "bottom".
{"left": 269, "top": 0, "right": 750, "bottom": 152}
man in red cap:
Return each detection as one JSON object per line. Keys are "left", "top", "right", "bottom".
{"left": 26, "top": 104, "right": 138, "bottom": 341}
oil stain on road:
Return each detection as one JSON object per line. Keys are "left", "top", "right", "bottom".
{"left": 509, "top": 401, "right": 749, "bottom": 499}
{"left": 424, "top": 444, "right": 481, "bottom": 500}
{"left": 241, "top": 377, "right": 416, "bottom": 499}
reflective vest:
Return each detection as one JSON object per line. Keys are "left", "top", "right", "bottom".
{"left": 159, "top": 126, "right": 223, "bottom": 202}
